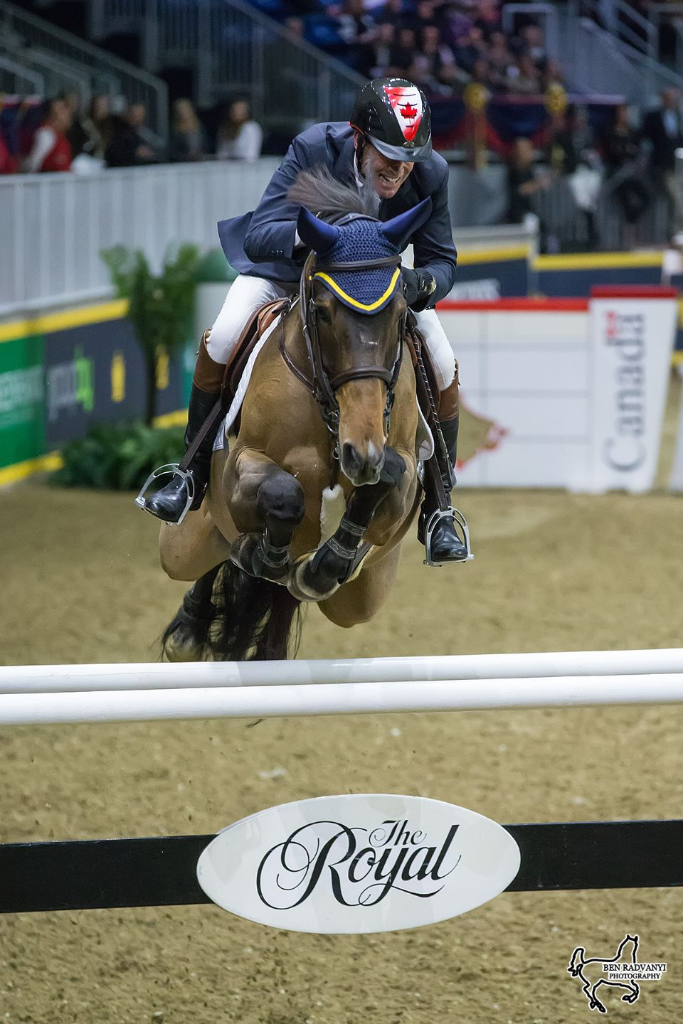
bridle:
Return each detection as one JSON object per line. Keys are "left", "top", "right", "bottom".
{"left": 279, "top": 249, "right": 407, "bottom": 453}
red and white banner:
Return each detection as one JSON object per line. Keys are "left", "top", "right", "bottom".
{"left": 437, "top": 288, "right": 678, "bottom": 492}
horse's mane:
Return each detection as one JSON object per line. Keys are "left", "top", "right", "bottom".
{"left": 288, "top": 166, "right": 380, "bottom": 220}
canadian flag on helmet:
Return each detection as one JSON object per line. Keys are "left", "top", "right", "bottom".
{"left": 383, "top": 84, "right": 423, "bottom": 143}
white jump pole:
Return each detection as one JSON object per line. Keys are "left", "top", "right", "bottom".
{"left": 2, "top": 648, "right": 683, "bottom": 695}
{"left": 1, "top": 674, "right": 683, "bottom": 726}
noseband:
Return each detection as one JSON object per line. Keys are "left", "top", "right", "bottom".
{"left": 279, "top": 250, "right": 406, "bottom": 451}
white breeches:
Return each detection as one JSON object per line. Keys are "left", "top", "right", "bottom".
{"left": 206, "top": 273, "right": 456, "bottom": 390}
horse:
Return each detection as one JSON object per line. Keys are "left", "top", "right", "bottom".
{"left": 157, "top": 172, "right": 437, "bottom": 662}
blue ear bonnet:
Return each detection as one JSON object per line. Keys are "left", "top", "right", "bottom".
{"left": 313, "top": 216, "right": 401, "bottom": 316}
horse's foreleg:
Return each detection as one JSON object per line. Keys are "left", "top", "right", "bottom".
{"left": 288, "top": 447, "right": 406, "bottom": 602}
{"left": 228, "top": 449, "right": 305, "bottom": 582}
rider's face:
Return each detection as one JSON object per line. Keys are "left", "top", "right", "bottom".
{"left": 360, "top": 140, "right": 414, "bottom": 200}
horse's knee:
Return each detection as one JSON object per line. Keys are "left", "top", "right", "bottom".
{"left": 257, "top": 473, "right": 305, "bottom": 525}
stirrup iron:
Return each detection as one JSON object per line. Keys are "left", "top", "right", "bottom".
{"left": 423, "top": 505, "right": 473, "bottom": 567}
{"left": 135, "top": 464, "right": 195, "bottom": 526}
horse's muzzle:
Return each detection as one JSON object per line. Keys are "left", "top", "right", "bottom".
{"left": 341, "top": 440, "right": 385, "bottom": 486}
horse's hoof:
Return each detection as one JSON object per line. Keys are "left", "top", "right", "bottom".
{"left": 231, "top": 533, "right": 290, "bottom": 583}
{"left": 162, "top": 618, "right": 205, "bottom": 662}
{"left": 286, "top": 555, "right": 340, "bottom": 603}
{"left": 230, "top": 534, "right": 261, "bottom": 578}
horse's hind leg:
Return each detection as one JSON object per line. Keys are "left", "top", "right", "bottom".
{"left": 161, "top": 564, "right": 221, "bottom": 662}
{"left": 319, "top": 545, "right": 401, "bottom": 627}
{"left": 159, "top": 509, "right": 231, "bottom": 582}
{"left": 228, "top": 450, "right": 305, "bottom": 582}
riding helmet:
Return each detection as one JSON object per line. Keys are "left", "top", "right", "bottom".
{"left": 350, "top": 78, "right": 432, "bottom": 163}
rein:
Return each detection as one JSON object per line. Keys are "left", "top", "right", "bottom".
{"left": 278, "top": 252, "right": 406, "bottom": 452}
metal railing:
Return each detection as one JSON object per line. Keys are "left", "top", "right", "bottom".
{"left": 558, "top": 1, "right": 683, "bottom": 102}
{"left": 88, "top": 0, "right": 365, "bottom": 122}
{"left": 0, "top": 54, "right": 44, "bottom": 95}
{"left": 0, "top": 160, "right": 280, "bottom": 317}
{"left": 0, "top": 0, "right": 168, "bottom": 141}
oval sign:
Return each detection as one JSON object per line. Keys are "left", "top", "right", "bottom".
{"left": 196, "top": 794, "right": 520, "bottom": 933}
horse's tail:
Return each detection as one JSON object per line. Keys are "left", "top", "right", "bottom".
{"left": 209, "top": 560, "right": 302, "bottom": 661}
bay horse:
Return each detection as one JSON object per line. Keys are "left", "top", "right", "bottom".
{"left": 158, "top": 173, "right": 436, "bottom": 661}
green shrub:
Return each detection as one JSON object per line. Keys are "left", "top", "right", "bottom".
{"left": 52, "top": 421, "right": 186, "bottom": 491}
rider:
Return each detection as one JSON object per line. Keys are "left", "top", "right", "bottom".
{"left": 144, "top": 77, "right": 467, "bottom": 563}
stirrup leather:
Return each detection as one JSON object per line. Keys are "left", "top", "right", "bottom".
{"left": 135, "top": 464, "right": 196, "bottom": 526}
{"left": 423, "top": 505, "right": 473, "bottom": 567}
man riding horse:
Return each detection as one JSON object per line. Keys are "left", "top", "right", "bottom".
{"left": 143, "top": 77, "right": 468, "bottom": 564}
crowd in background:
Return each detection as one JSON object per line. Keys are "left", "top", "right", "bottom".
{"left": 283, "top": 0, "right": 565, "bottom": 98}
{"left": 506, "top": 88, "right": 683, "bottom": 249}
{"left": 3, "top": 0, "right": 683, "bottom": 250}
{"left": 0, "top": 93, "right": 263, "bottom": 176}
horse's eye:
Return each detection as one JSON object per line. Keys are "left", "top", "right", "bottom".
{"left": 316, "top": 306, "right": 332, "bottom": 324}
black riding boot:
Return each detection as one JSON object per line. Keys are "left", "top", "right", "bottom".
{"left": 418, "top": 416, "right": 469, "bottom": 563}
{"left": 143, "top": 384, "right": 220, "bottom": 523}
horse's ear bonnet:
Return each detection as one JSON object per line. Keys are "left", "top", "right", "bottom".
{"left": 297, "top": 198, "right": 433, "bottom": 316}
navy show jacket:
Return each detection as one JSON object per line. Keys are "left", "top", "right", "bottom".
{"left": 217, "top": 122, "right": 458, "bottom": 304}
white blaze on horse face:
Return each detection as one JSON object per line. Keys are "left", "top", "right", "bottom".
{"left": 383, "top": 84, "right": 423, "bottom": 143}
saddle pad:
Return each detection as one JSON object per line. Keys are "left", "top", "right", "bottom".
{"left": 213, "top": 313, "right": 283, "bottom": 452}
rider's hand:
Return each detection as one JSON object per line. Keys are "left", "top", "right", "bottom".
{"left": 402, "top": 268, "right": 437, "bottom": 312}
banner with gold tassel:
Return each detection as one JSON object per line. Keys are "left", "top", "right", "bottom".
{"left": 463, "top": 83, "right": 488, "bottom": 170}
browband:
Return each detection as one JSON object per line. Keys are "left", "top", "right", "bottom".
{"left": 313, "top": 255, "right": 402, "bottom": 273}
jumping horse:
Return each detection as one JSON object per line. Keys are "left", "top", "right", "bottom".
{"left": 155, "top": 174, "right": 465, "bottom": 661}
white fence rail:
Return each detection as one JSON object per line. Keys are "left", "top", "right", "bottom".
{"left": 1, "top": 674, "right": 683, "bottom": 726}
{"left": 0, "top": 160, "right": 279, "bottom": 318}
{"left": 1, "top": 649, "right": 682, "bottom": 726}
{"left": 2, "top": 648, "right": 682, "bottom": 694}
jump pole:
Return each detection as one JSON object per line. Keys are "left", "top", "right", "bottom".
{"left": 1, "top": 673, "right": 683, "bottom": 726}
{"left": 2, "top": 648, "right": 683, "bottom": 694}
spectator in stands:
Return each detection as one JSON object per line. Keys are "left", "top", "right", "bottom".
{"left": 642, "top": 88, "right": 683, "bottom": 235}
{"left": 486, "top": 30, "right": 514, "bottom": 91}
{"left": 0, "top": 97, "right": 19, "bottom": 174}
{"left": 506, "top": 52, "right": 542, "bottom": 94}
{"left": 23, "top": 98, "right": 72, "bottom": 173}
{"left": 126, "top": 102, "right": 161, "bottom": 157}
{"left": 216, "top": 98, "right": 263, "bottom": 162}
{"left": 284, "top": 15, "right": 305, "bottom": 39}
{"left": 104, "top": 110, "right": 157, "bottom": 168}
{"left": 0, "top": 130, "right": 17, "bottom": 175}
{"left": 409, "top": 1, "right": 440, "bottom": 37}
{"left": 62, "top": 91, "right": 89, "bottom": 160}
{"left": 80, "top": 95, "right": 110, "bottom": 160}
{"left": 169, "top": 98, "right": 206, "bottom": 162}
{"left": 333, "top": 0, "right": 377, "bottom": 46}
{"left": 519, "top": 21, "right": 548, "bottom": 72}
{"left": 388, "top": 27, "right": 419, "bottom": 77}
{"left": 473, "top": 0, "right": 501, "bottom": 34}
{"left": 506, "top": 136, "right": 550, "bottom": 223}
{"left": 359, "top": 22, "right": 397, "bottom": 78}
{"left": 601, "top": 103, "right": 650, "bottom": 235}
{"left": 452, "top": 25, "right": 487, "bottom": 74}
{"left": 409, "top": 24, "right": 466, "bottom": 95}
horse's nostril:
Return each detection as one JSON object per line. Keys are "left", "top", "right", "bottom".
{"left": 342, "top": 442, "right": 361, "bottom": 471}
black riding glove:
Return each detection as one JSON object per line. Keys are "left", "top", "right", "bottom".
{"left": 402, "top": 268, "right": 437, "bottom": 312}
